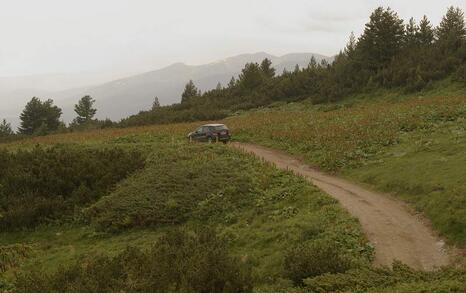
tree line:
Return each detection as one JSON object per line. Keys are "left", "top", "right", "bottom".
{"left": 0, "top": 95, "right": 114, "bottom": 140}
{"left": 121, "top": 6, "right": 466, "bottom": 127}
{"left": 1, "top": 6, "right": 465, "bottom": 137}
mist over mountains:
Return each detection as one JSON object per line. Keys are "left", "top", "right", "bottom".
{"left": 1, "top": 52, "right": 332, "bottom": 129}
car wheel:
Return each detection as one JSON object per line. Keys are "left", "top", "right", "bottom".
{"left": 222, "top": 140, "right": 228, "bottom": 144}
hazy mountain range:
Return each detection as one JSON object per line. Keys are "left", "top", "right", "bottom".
{"left": 1, "top": 52, "right": 332, "bottom": 129}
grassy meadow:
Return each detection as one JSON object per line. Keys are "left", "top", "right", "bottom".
{"left": 225, "top": 80, "right": 466, "bottom": 246}
{"left": 1, "top": 134, "right": 374, "bottom": 291}
{"left": 1, "top": 81, "right": 466, "bottom": 292}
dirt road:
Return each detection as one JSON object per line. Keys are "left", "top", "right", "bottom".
{"left": 231, "top": 142, "right": 450, "bottom": 270}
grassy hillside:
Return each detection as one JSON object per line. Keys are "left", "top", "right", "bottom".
{"left": 1, "top": 81, "right": 465, "bottom": 292}
{"left": 0, "top": 135, "right": 373, "bottom": 291}
{"left": 226, "top": 80, "right": 466, "bottom": 246}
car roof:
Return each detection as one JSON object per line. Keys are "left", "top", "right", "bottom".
{"left": 202, "top": 123, "right": 226, "bottom": 127}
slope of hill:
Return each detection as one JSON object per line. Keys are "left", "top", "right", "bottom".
{"left": 226, "top": 80, "right": 466, "bottom": 246}
{"left": 56, "top": 52, "right": 331, "bottom": 122}
{"left": 0, "top": 52, "right": 331, "bottom": 129}
{"left": 0, "top": 136, "right": 371, "bottom": 291}
{"left": 1, "top": 89, "right": 465, "bottom": 291}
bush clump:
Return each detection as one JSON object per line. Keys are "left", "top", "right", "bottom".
{"left": 283, "top": 238, "right": 355, "bottom": 284}
{"left": 13, "top": 228, "right": 253, "bottom": 293}
{"left": 0, "top": 145, "right": 145, "bottom": 230}
{"left": 0, "top": 244, "right": 34, "bottom": 273}
{"left": 85, "top": 144, "right": 259, "bottom": 231}
{"left": 301, "top": 261, "right": 466, "bottom": 292}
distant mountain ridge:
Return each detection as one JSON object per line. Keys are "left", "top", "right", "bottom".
{"left": 1, "top": 52, "right": 333, "bottom": 128}
{"left": 58, "top": 52, "right": 332, "bottom": 122}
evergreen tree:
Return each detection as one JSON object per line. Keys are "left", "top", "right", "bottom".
{"left": 358, "top": 7, "right": 405, "bottom": 70}
{"left": 417, "top": 16, "right": 434, "bottom": 46}
{"left": 282, "top": 68, "right": 291, "bottom": 77}
{"left": 238, "top": 63, "right": 264, "bottom": 90}
{"left": 227, "top": 77, "right": 237, "bottom": 89}
{"left": 344, "top": 32, "right": 357, "bottom": 56}
{"left": 19, "top": 97, "right": 62, "bottom": 135}
{"left": 181, "top": 80, "right": 200, "bottom": 103}
{"left": 0, "top": 119, "right": 13, "bottom": 137}
{"left": 215, "top": 82, "right": 223, "bottom": 91}
{"left": 152, "top": 96, "right": 161, "bottom": 110}
{"left": 74, "top": 95, "right": 97, "bottom": 125}
{"left": 405, "top": 18, "right": 420, "bottom": 47}
{"left": 260, "top": 58, "right": 276, "bottom": 78}
{"left": 436, "top": 7, "right": 466, "bottom": 53}
{"left": 308, "top": 56, "right": 318, "bottom": 69}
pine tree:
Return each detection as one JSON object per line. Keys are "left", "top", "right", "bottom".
{"left": 238, "top": 63, "right": 264, "bottom": 90}
{"left": 0, "top": 119, "right": 13, "bottom": 137}
{"left": 308, "top": 56, "right": 318, "bottom": 69}
{"left": 181, "top": 80, "right": 200, "bottom": 103}
{"left": 405, "top": 18, "right": 420, "bottom": 47}
{"left": 19, "top": 97, "right": 62, "bottom": 135}
{"left": 216, "top": 82, "right": 223, "bottom": 91}
{"left": 436, "top": 7, "right": 466, "bottom": 53}
{"left": 344, "top": 32, "right": 357, "bottom": 56}
{"left": 152, "top": 96, "right": 161, "bottom": 110}
{"left": 74, "top": 95, "right": 97, "bottom": 125}
{"left": 282, "top": 68, "right": 290, "bottom": 77}
{"left": 227, "top": 77, "right": 237, "bottom": 89}
{"left": 417, "top": 16, "right": 434, "bottom": 46}
{"left": 260, "top": 58, "right": 275, "bottom": 78}
{"left": 358, "top": 7, "right": 405, "bottom": 70}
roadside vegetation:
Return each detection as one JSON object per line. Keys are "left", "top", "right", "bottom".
{"left": 1, "top": 112, "right": 465, "bottom": 291}
{"left": 0, "top": 137, "right": 373, "bottom": 291}
{"left": 0, "top": 146, "right": 145, "bottom": 231}
{"left": 225, "top": 81, "right": 466, "bottom": 246}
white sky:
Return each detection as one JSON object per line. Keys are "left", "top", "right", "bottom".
{"left": 0, "top": 0, "right": 464, "bottom": 77}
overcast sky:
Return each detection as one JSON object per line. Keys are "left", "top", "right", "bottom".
{"left": 0, "top": 0, "right": 464, "bottom": 77}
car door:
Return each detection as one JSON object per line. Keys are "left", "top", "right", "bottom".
{"left": 192, "top": 127, "right": 203, "bottom": 141}
{"left": 198, "top": 126, "right": 209, "bottom": 141}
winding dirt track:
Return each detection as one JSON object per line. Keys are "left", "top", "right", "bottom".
{"left": 231, "top": 142, "right": 450, "bottom": 270}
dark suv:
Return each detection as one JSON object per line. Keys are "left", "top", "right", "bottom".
{"left": 187, "top": 124, "right": 231, "bottom": 144}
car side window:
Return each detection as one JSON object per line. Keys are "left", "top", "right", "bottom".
{"left": 196, "top": 127, "right": 203, "bottom": 133}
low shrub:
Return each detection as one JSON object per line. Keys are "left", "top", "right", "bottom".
{"left": 301, "top": 261, "right": 466, "bottom": 292}
{"left": 0, "top": 145, "right": 145, "bottom": 230}
{"left": 13, "top": 228, "right": 253, "bottom": 293}
{"left": 85, "top": 144, "right": 259, "bottom": 231}
{"left": 283, "top": 238, "right": 355, "bottom": 284}
{"left": 0, "top": 244, "right": 34, "bottom": 273}
{"left": 0, "top": 277, "right": 13, "bottom": 292}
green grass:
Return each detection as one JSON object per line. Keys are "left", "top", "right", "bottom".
{"left": 295, "top": 262, "right": 466, "bottom": 293}
{"left": 84, "top": 141, "right": 372, "bottom": 282}
{"left": 0, "top": 226, "right": 162, "bottom": 279}
{"left": 226, "top": 80, "right": 466, "bottom": 246}
{"left": 0, "top": 137, "right": 371, "bottom": 291}
{"left": 1, "top": 80, "right": 465, "bottom": 291}
{"left": 346, "top": 118, "right": 466, "bottom": 244}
